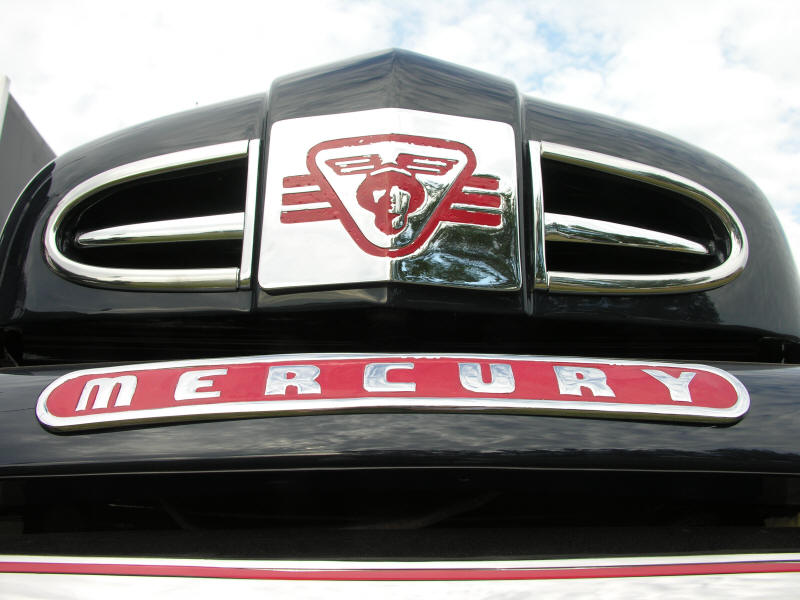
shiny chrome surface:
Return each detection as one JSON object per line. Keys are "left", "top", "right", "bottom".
{"left": 4, "top": 572, "right": 800, "bottom": 599}
{"left": 75, "top": 375, "right": 136, "bottom": 411}
{"left": 0, "top": 75, "right": 9, "bottom": 139}
{"left": 239, "top": 139, "right": 261, "bottom": 288}
{"left": 363, "top": 362, "right": 416, "bottom": 392}
{"left": 174, "top": 369, "right": 228, "bottom": 401}
{"left": 259, "top": 109, "right": 520, "bottom": 291}
{"left": 544, "top": 212, "right": 709, "bottom": 254}
{"left": 528, "top": 141, "right": 548, "bottom": 288}
{"left": 3, "top": 554, "right": 800, "bottom": 599}
{"left": 533, "top": 141, "right": 749, "bottom": 294}
{"left": 642, "top": 369, "right": 696, "bottom": 403}
{"left": 458, "top": 363, "right": 515, "bottom": 393}
{"left": 553, "top": 365, "right": 615, "bottom": 397}
{"left": 76, "top": 213, "right": 244, "bottom": 246}
{"left": 265, "top": 365, "right": 322, "bottom": 395}
{"left": 44, "top": 140, "right": 255, "bottom": 291}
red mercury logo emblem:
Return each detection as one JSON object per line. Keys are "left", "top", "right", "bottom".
{"left": 279, "top": 134, "right": 504, "bottom": 258}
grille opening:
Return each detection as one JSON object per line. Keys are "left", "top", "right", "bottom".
{"left": 59, "top": 159, "right": 247, "bottom": 271}
{"left": 2, "top": 470, "right": 800, "bottom": 558}
{"left": 542, "top": 158, "right": 727, "bottom": 275}
{"left": 65, "top": 240, "right": 242, "bottom": 270}
{"left": 546, "top": 244, "right": 718, "bottom": 276}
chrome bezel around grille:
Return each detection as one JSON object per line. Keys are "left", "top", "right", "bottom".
{"left": 530, "top": 141, "right": 749, "bottom": 294}
{"left": 43, "top": 140, "right": 259, "bottom": 291}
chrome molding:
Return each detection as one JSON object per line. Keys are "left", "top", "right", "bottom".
{"left": 43, "top": 133, "right": 748, "bottom": 295}
{"left": 3, "top": 552, "right": 800, "bottom": 572}
{"left": 529, "top": 141, "right": 548, "bottom": 287}
{"left": 44, "top": 140, "right": 257, "bottom": 291}
{"left": 3, "top": 553, "right": 800, "bottom": 599}
{"left": 76, "top": 213, "right": 245, "bottom": 246}
{"left": 533, "top": 141, "right": 749, "bottom": 294}
{"left": 544, "top": 213, "right": 709, "bottom": 255}
{"left": 0, "top": 75, "right": 9, "bottom": 141}
{"left": 239, "top": 139, "right": 261, "bottom": 288}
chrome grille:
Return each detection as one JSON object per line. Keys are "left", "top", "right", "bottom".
{"left": 530, "top": 141, "right": 748, "bottom": 294}
{"left": 44, "top": 136, "right": 746, "bottom": 295}
{"left": 44, "top": 140, "right": 260, "bottom": 290}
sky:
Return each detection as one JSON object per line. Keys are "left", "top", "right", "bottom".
{"left": 1, "top": 0, "right": 798, "bottom": 268}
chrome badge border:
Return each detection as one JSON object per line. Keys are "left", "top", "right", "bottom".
{"left": 36, "top": 353, "right": 750, "bottom": 432}
{"left": 258, "top": 109, "right": 521, "bottom": 292}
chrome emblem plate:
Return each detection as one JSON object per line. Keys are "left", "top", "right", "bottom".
{"left": 258, "top": 109, "right": 520, "bottom": 291}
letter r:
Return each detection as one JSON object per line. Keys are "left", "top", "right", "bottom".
{"left": 265, "top": 365, "right": 321, "bottom": 395}
{"left": 553, "top": 366, "right": 615, "bottom": 397}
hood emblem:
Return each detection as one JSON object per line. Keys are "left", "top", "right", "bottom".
{"left": 36, "top": 354, "right": 750, "bottom": 432}
{"left": 281, "top": 134, "right": 501, "bottom": 257}
{"left": 259, "top": 109, "right": 520, "bottom": 291}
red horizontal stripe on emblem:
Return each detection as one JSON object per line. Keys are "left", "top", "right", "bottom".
{"left": 280, "top": 208, "right": 338, "bottom": 223}
{"left": 282, "top": 174, "right": 317, "bottom": 188}
{"left": 442, "top": 208, "right": 502, "bottom": 227}
{"left": 463, "top": 175, "right": 500, "bottom": 191}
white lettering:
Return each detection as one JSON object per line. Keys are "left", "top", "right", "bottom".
{"left": 76, "top": 375, "right": 137, "bottom": 411}
{"left": 265, "top": 365, "right": 321, "bottom": 395}
{"left": 553, "top": 366, "right": 615, "bottom": 397}
{"left": 363, "top": 363, "right": 416, "bottom": 392}
{"left": 174, "top": 369, "right": 228, "bottom": 401}
{"left": 458, "top": 363, "right": 515, "bottom": 393}
{"left": 643, "top": 369, "right": 696, "bottom": 402}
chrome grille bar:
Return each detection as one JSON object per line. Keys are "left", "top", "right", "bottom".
{"left": 44, "top": 140, "right": 257, "bottom": 291}
{"left": 531, "top": 140, "right": 748, "bottom": 294}
{"left": 544, "top": 213, "right": 709, "bottom": 255}
{"left": 76, "top": 213, "right": 245, "bottom": 247}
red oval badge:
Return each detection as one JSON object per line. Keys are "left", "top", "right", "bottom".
{"left": 36, "top": 354, "right": 749, "bottom": 431}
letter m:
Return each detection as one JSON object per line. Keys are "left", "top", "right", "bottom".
{"left": 76, "top": 375, "right": 137, "bottom": 411}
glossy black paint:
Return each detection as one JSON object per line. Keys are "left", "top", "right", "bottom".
{"left": 0, "top": 95, "right": 265, "bottom": 324}
{"left": 0, "top": 49, "right": 797, "bottom": 365}
{"left": 0, "top": 360, "right": 799, "bottom": 477}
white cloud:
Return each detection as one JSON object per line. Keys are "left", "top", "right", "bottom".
{"left": 1, "top": 0, "right": 399, "bottom": 151}
{"left": 2, "top": 0, "right": 798, "bottom": 269}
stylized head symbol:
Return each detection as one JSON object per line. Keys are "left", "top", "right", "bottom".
{"left": 326, "top": 153, "right": 458, "bottom": 235}
{"left": 355, "top": 168, "right": 424, "bottom": 234}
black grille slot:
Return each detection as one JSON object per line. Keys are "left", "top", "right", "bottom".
{"left": 59, "top": 160, "right": 247, "bottom": 271}
{"left": 542, "top": 158, "right": 727, "bottom": 275}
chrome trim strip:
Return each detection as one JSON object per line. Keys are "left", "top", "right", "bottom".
{"left": 76, "top": 213, "right": 244, "bottom": 247}
{"left": 239, "top": 139, "right": 260, "bottom": 289}
{"left": 544, "top": 212, "right": 709, "bottom": 255}
{"left": 539, "top": 141, "right": 748, "bottom": 294}
{"left": 44, "top": 141, "right": 249, "bottom": 291}
{"left": 35, "top": 352, "right": 750, "bottom": 431}
{"left": 529, "top": 141, "right": 548, "bottom": 288}
{"left": 3, "top": 552, "right": 800, "bottom": 571}
{"left": 0, "top": 75, "right": 9, "bottom": 140}
{"left": 8, "top": 555, "right": 800, "bottom": 599}
{"left": 5, "top": 571, "right": 800, "bottom": 599}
